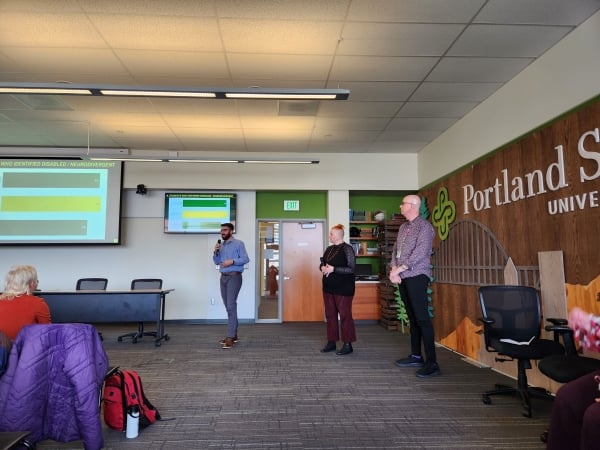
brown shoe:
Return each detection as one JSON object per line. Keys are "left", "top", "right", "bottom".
{"left": 219, "top": 336, "right": 239, "bottom": 345}
{"left": 221, "top": 337, "right": 235, "bottom": 349}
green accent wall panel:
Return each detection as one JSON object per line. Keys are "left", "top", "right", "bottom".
{"left": 257, "top": 191, "right": 326, "bottom": 219}
{"left": 349, "top": 191, "right": 412, "bottom": 220}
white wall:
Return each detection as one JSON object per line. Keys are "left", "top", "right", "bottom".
{"left": 121, "top": 152, "right": 419, "bottom": 191}
{"left": 418, "top": 10, "right": 600, "bottom": 188}
{"left": 0, "top": 190, "right": 257, "bottom": 322}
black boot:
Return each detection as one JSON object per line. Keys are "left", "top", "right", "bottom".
{"left": 320, "top": 341, "right": 336, "bottom": 353}
{"left": 336, "top": 342, "right": 353, "bottom": 355}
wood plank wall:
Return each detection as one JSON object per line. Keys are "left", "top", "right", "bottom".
{"left": 420, "top": 99, "right": 600, "bottom": 364}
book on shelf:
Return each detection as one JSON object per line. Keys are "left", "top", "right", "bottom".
{"left": 499, "top": 336, "right": 535, "bottom": 346}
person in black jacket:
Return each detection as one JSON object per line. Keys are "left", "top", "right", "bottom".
{"left": 319, "top": 224, "right": 356, "bottom": 355}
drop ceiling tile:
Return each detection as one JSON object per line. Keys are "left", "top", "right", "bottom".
{"left": 63, "top": 96, "right": 157, "bottom": 113}
{"left": 310, "top": 130, "right": 380, "bottom": 142}
{"left": 412, "top": 82, "right": 503, "bottom": 102}
{"left": 90, "top": 15, "right": 222, "bottom": 51}
{"left": 0, "top": 12, "right": 106, "bottom": 47}
{"left": 240, "top": 116, "right": 316, "bottom": 131}
{"left": 448, "top": 24, "right": 573, "bottom": 57}
{"left": 313, "top": 117, "right": 390, "bottom": 131}
{"left": 220, "top": 19, "right": 343, "bottom": 54}
{"left": 398, "top": 101, "right": 478, "bottom": 118}
{"left": 227, "top": 54, "right": 334, "bottom": 80}
{"left": 331, "top": 56, "right": 438, "bottom": 81}
{"left": 427, "top": 57, "right": 535, "bottom": 83}
{"left": 0, "top": 0, "right": 82, "bottom": 13}
{"left": 377, "top": 129, "right": 443, "bottom": 141}
{"left": 77, "top": 0, "right": 215, "bottom": 16}
{"left": 318, "top": 101, "right": 402, "bottom": 117}
{"left": 339, "top": 23, "right": 464, "bottom": 56}
{"left": 476, "top": 0, "right": 600, "bottom": 25}
{"left": 115, "top": 50, "right": 229, "bottom": 79}
{"left": 164, "top": 115, "right": 242, "bottom": 129}
{"left": 347, "top": 0, "right": 487, "bottom": 23}
{"left": 216, "top": 0, "right": 349, "bottom": 20}
{"left": 387, "top": 117, "right": 458, "bottom": 131}
{"left": 172, "top": 128, "right": 244, "bottom": 140}
{"left": 327, "top": 81, "right": 418, "bottom": 102}
{"left": 151, "top": 98, "right": 238, "bottom": 115}
{"left": 1, "top": 48, "right": 129, "bottom": 76}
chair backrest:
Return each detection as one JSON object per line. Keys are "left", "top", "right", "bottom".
{"left": 76, "top": 278, "right": 108, "bottom": 290}
{"left": 478, "top": 285, "right": 542, "bottom": 345}
{"left": 131, "top": 278, "right": 163, "bottom": 290}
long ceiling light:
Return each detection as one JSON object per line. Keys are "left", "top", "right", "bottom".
{"left": 87, "top": 156, "right": 319, "bottom": 164}
{"left": 0, "top": 82, "right": 349, "bottom": 100}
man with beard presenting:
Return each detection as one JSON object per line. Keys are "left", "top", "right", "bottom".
{"left": 213, "top": 222, "right": 250, "bottom": 349}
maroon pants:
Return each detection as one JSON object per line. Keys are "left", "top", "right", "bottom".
{"left": 547, "top": 369, "right": 600, "bottom": 450}
{"left": 323, "top": 292, "right": 356, "bottom": 343}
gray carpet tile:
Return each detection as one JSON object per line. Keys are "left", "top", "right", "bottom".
{"left": 34, "top": 323, "right": 550, "bottom": 449}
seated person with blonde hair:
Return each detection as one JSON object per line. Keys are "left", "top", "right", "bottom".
{"left": 0, "top": 265, "right": 51, "bottom": 340}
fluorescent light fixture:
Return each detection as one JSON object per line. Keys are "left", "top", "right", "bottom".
{"left": 100, "top": 90, "right": 215, "bottom": 98}
{"left": 0, "top": 82, "right": 349, "bottom": 100}
{"left": 242, "top": 160, "right": 318, "bottom": 164}
{"left": 167, "top": 159, "right": 239, "bottom": 163}
{"left": 89, "top": 156, "right": 319, "bottom": 164}
{"left": 226, "top": 93, "right": 337, "bottom": 100}
{"left": 89, "top": 157, "right": 164, "bottom": 162}
{"left": 0, "top": 87, "right": 92, "bottom": 95}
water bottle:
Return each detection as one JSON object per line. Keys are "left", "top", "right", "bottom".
{"left": 126, "top": 406, "right": 139, "bottom": 438}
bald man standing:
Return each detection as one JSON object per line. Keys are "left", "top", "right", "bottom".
{"left": 390, "top": 195, "right": 439, "bottom": 378}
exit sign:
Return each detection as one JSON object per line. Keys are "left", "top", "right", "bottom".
{"left": 284, "top": 200, "right": 300, "bottom": 211}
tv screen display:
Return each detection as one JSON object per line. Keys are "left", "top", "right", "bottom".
{"left": 164, "top": 192, "right": 237, "bottom": 234}
{"left": 0, "top": 158, "right": 123, "bottom": 245}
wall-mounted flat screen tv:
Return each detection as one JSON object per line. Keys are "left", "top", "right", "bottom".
{"left": 164, "top": 192, "right": 236, "bottom": 234}
{"left": 0, "top": 158, "right": 123, "bottom": 245}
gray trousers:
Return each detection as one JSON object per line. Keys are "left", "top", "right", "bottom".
{"left": 220, "top": 273, "right": 243, "bottom": 338}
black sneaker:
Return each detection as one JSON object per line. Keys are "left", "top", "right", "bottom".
{"left": 416, "top": 362, "right": 441, "bottom": 378}
{"left": 320, "top": 341, "right": 336, "bottom": 353}
{"left": 395, "top": 355, "right": 423, "bottom": 367}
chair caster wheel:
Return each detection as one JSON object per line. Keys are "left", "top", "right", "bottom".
{"left": 132, "top": 337, "right": 138, "bottom": 344}
{"left": 165, "top": 335, "right": 170, "bottom": 341}
{"left": 117, "top": 337, "right": 122, "bottom": 342}
{"left": 482, "top": 395, "right": 491, "bottom": 405}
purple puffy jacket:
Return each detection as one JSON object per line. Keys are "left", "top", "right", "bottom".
{"left": 0, "top": 324, "right": 108, "bottom": 450}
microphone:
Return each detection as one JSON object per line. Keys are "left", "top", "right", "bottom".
{"left": 215, "top": 239, "right": 221, "bottom": 255}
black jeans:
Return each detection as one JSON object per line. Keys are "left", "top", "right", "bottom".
{"left": 399, "top": 274, "right": 436, "bottom": 364}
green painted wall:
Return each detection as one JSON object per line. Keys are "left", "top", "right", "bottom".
{"left": 349, "top": 191, "right": 412, "bottom": 220}
{"left": 256, "top": 191, "right": 327, "bottom": 219}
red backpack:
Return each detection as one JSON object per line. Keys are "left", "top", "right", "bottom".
{"left": 103, "top": 368, "right": 160, "bottom": 431}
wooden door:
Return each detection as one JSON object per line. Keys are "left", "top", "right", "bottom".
{"left": 281, "top": 222, "right": 324, "bottom": 321}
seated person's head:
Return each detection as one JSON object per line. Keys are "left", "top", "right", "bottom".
{"left": 2, "top": 265, "right": 39, "bottom": 299}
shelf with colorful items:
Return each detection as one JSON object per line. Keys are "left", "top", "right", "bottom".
{"left": 348, "top": 210, "right": 385, "bottom": 257}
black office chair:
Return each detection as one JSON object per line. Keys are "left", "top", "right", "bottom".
{"left": 478, "top": 285, "right": 565, "bottom": 418}
{"left": 537, "top": 318, "right": 600, "bottom": 442}
{"left": 117, "top": 279, "right": 162, "bottom": 344}
{"left": 76, "top": 278, "right": 108, "bottom": 290}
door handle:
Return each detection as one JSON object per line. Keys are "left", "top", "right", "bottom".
{"left": 283, "top": 276, "right": 291, "bottom": 280}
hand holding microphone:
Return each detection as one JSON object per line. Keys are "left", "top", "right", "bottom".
{"left": 214, "top": 239, "right": 221, "bottom": 255}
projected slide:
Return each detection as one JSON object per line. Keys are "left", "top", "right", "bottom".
{"left": 164, "top": 193, "right": 236, "bottom": 233}
{"left": 0, "top": 159, "right": 122, "bottom": 244}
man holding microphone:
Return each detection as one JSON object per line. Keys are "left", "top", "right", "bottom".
{"left": 213, "top": 222, "right": 250, "bottom": 349}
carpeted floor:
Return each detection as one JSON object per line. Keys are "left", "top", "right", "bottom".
{"left": 36, "top": 322, "right": 552, "bottom": 449}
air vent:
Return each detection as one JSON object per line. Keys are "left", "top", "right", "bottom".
{"left": 278, "top": 100, "right": 319, "bottom": 116}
